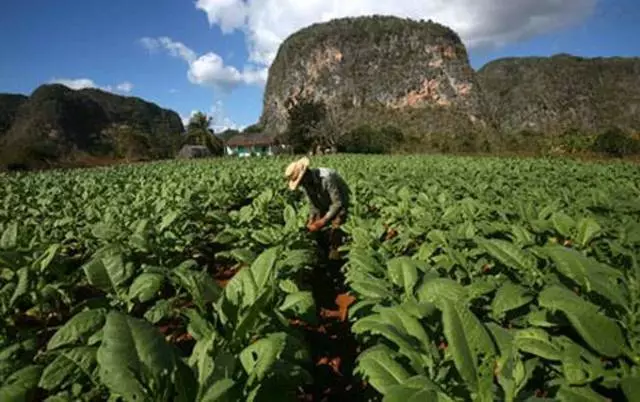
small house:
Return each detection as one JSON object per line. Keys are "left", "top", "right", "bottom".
{"left": 225, "top": 132, "right": 277, "bottom": 157}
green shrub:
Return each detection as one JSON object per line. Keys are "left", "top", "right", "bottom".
{"left": 592, "top": 127, "right": 639, "bottom": 157}
{"left": 338, "top": 124, "right": 404, "bottom": 154}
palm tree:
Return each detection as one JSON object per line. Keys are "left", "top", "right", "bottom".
{"left": 184, "top": 111, "right": 224, "bottom": 155}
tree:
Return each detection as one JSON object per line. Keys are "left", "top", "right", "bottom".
{"left": 184, "top": 111, "right": 224, "bottom": 156}
{"left": 281, "top": 96, "right": 327, "bottom": 154}
{"left": 100, "top": 124, "right": 152, "bottom": 161}
{"left": 308, "top": 104, "right": 350, "bottom": 153}
{"left": 338, "top": 124, "right": 404, "bottom": 154}
{"left": 592, "top": 126, "right": 640, "bottom": 157}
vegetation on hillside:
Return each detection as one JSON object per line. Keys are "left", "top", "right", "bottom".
{"left": 0, "top": 84, "right": 184, "bottom": 170}
{"left": 477, "top": 54, "right": 640, "bottom": 135}
{"left": 0, "top": 94, "right": 28, "bottom": 136}
{"left": 280, "top": 95, "right": 406, "bottom": 154}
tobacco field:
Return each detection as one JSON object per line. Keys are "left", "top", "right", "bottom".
{"left": 1, "top": 154, "right": 639, "bottom": 401}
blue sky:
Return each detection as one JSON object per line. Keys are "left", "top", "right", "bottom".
{"left": 1, "top": 0, "right": 638, "bottom": 131}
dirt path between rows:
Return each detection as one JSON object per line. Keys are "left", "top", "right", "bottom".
{"left": 295, "top": 248, "right": 371, "bottom": 401}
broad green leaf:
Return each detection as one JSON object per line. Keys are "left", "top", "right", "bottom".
{"left": 39, "top": 347, "right": 97, "bottom": 391}
{"left": 0, "top": 365, "right": 43, "bottom": 402}
{"left": 239, "top": 332, "right": 310, "bottom": 389}
{"left": 191, "top": 335, "right": 240, "bottom": 401}
{"left": 233, "top": 287, "right": 275, "bottom": 341}
{"left": 513, "top": 328, "right": 562, "bottom": 361}
{"left": 352, "top": 316, "right": 419, "bottom": 357}
{"left": 249, "top": 247, "right": 279, "bottom": 291}
{"left": 526, "top": 309, "right": 560, "bottom": 328}
{"left": 491, "top": 282, "right": 533, "bottom": 319}
{"left": 545, "top": 245, "right": 626, "bottom": 308}
{"left": 172, "top": 267, "right": 221, "bottom": 310}
{"left": 556, "top": 385, "right": 608, "bottom": 401}
{"left": 477, "top": 238, "right": 534, "bottom": 272}
{"left": 383, "top": 375, "right": 452, "bottom": 402}
{"left": 9, "top": 267, "right": 29, "bottom": 307}
{"left": 551, "top": 212, "right": 575, "bottom": 238}
{"left": 283, "top": 204, "right": 297, "bottom": 232}
{"left": 348, "top": 274, "right": 394, "bottom": 299}
{"left": 183, "top": 309, "right": 214, "bottom": 341}
{"left": 378, "top": 305, "right": 432, "bottom": 347}
{"left": 441, "top": 299, "right": 478, "bottom": 391}
{"left": 485, "top": 325, "right": 516, "bottom": 367}
{"left": 382, "top": 385, "right": 438, "bottom": 401}
{"left": 35, "top": 244, "right": 60, "bottom": 273}
{"left": 198, "top": 378, "right": 239, "bottom": 402}
{"left": 82, "top": 253, "right": 135, "bottom": 295}
{"left": 575, "top": 218, "right": 601, "bottom": 247}
{"left": 128, "top": 272, "right": 164, "bottom": 303}
{"left": 129, "top": 219, "right": 149, "bottom": 250}
{"left": 278, "top": 279, "right": 299, "bottom": 294}
{"left": 387, "top": 257, "right": 419, "bottom": 296}
{"left": 0, "top": 222, "right": 18, "bottom": 250}
{"left": 278, "top": 291, "right": 316, "bottom": 324}
{"left": 144, "top": 299, "right": 173, "bottom": 324}
{"left": 47, "top": 309, "right": 107, "bottom": 350}
{"left": 230, "top": 248, "right": 256, "bottom": 264}
{"left": 495, "top": 351, "right": 533, "bottom": 402}
{"left": 348, "top": 249, "right": 386, "bottom": 274}
{"left": 159, "top": 210, "right": 179, "bottom": 232}
{"left": 0, "top": 338, "right": 38, "bottom": 381}
{"left": 621, "top": 376, "right": 640, "bottom": 401}
{"left": 465, "top": 278, "right": 498, "bottom": 302}
{"left": 509, "top": 225, "right": 535, "bottom": 247}
{"left": 417, "top": 278, "right": 466, "bottom": 307}
{"left": 538, "top": 286, "right": 625, "bottom": 357}
{"left": 355, "top": 344, "right": 411, "bottom": 395}
{"left": 97, "top": 311, "right": 196, "bottom": 402}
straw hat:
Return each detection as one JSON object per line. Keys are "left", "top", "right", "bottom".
{"left": 284, "top": 157, "right": 310, "bottom": 190}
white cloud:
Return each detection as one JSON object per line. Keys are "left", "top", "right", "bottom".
{"left": 50, "top": 78, "right": 101, "bottom": 90}
{"left": 180, "top": 101, "right": 245, "bottom": 133}
{"left": 196, "top": 0, "right": 248, "bottom": 34}
{"left": 210, "top": 100, "right": 245, "bottom": 132}
{"left": 50, "top": 78, "right": 134, "bottom": 94}
{"left": 140, "top": 36, "right": 197, "bottom": 63}
{"left": 196, "top": 0, "right": 597, "bottom": 66}
{"left": 140, "top": 36, "right": 267, "bottom": 89}
{"left": 116, "top": 81, "right": 134, "bottom": 93}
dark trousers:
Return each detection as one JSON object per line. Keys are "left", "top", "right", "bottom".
{"left": 313, "top": 209, "right": 348, "bottom": 261}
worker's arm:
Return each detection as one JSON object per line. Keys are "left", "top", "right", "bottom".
{"left": 320, "top": 176, "right": 344, "bottom": 223}
{"left": 302, "top": 187, "right": 321, "bottom": 221}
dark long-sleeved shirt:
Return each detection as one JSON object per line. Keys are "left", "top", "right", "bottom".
{"left": 300, "top": 167, "right": 350, "bottom": 222}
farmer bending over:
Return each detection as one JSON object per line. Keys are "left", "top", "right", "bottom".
{"left": 285, "top": 156, "right": 350, "bottom": 233}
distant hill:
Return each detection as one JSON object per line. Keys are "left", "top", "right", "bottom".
{"left": 0, "top": 94, "right": 28, "bottom": 136}
{"left": 260, "top": 16, "right": 640, "bottom": 154}
{"left": 261, "top": 15, "right": 496, "bottom": 152}
{"left": 0, "top": 84, "right": 184, "bottom": 169}
{"left": 477, "top": 53, "right": 640, "bottom": 135}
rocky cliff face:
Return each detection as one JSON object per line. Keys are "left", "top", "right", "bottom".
{"left": 477, "top": 54, "right": 640, "bottom": 134}
{"left": 260, "top": 15, "right": 495, "bottom": 140}
{"left": 0, "top": 84, "right": 184, "bottom": 168}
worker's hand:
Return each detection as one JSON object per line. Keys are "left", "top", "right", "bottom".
{"left": 307, "top": 218, "right": 326, "bottom": 232}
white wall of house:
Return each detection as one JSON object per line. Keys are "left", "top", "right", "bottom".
{"left": 226, "top": 144, "right": 274, "bottom": 157}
